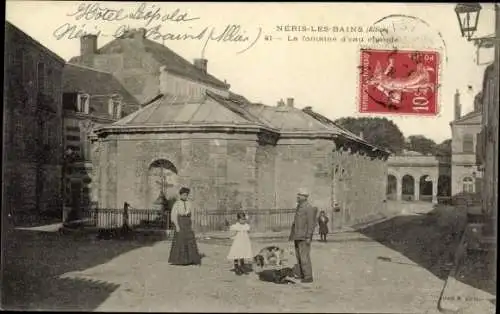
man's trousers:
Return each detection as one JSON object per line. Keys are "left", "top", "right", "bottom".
{"left": 294, "top": 240, "right": 313, "bottom": 280}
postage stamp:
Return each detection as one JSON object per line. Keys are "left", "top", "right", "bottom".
{"left": 359, "top": 48, "right": 439, "bottom": 115}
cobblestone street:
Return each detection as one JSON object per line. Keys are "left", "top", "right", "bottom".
{"left": 2, "top": 204, "right": 464, "bottom": 313}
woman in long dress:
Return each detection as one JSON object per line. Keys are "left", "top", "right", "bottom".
{"left": 168, "top": 187, "right": 202, "bottom": 265}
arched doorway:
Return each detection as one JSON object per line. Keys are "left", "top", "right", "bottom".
{"left": 401, "top": 175, "right": 415, "bottom": 201}
{"left": 144, "top": 159, "right": 179, "bottom": 228}
{"left": 148, "top": 159, "right": 179, "bottom": 206}
{"left": 419, "top": 175, "right": 433, "bottom": 202}
{"left": 387, "top": 175, "right": 397, "bottom": 200}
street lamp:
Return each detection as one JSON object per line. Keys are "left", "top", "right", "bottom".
{"left": 455, "top": 3, "right": 499, "bottom": 48}
{"left": 454, "top": 3, "right": 482, "bottom": 40}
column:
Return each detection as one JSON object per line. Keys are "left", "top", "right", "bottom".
{"left": 432, "top": 179, "right": 438, "bottom": 204}
{"left": 414, "top": 180, "right": 420, "bottom": 201}
{"left": 396, "top": 177, "right": 402, "bottom": 201}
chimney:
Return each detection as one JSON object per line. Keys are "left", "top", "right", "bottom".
{"left": 193, "top": 58, "right": 208, "bottom": 73}
{"left": 454, "top": 89, "right": 461, "bottom": 120}
{"left": 359, "top": 131, "right": 364, "bottom": 139}
{"left": 473, "top": 92, "right": 483, "bottom": 112}
{"left": 286, "top": 97, "right": 294, "bottom": 108}
{"left": 136, "top": 28, "right": 147, "bottom": 39}
{"left": 80, "top": 34, "right": 98, "bottom": 56}
{"left": 277, "top": 99, "right": 285, "bottom": 107}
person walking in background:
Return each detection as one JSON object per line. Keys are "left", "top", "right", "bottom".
{"left": 289, "top": 188, "right": 318, "bottom": 283}
{"left": 318, "top": 210, "right": 329, "bottom": 242}
{"left": 227, "top": 212, "right": 253, "bottom": 275}
{"left": 168, "top": 187, "right": 202, "bottom": 266}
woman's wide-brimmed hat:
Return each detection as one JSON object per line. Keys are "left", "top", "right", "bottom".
{"left": 179, "top": 187, "right": 191, "bottom": 195}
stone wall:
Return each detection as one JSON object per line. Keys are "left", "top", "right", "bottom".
{"left": 4, "top": 163, "right": 37, "bottom": 214}
{"left": 97, "top": 133, "right": 259, "bottom": 212}
{"left": 39, "top": 165, "right": 63, "bottom": 213}
{"left": 256, "top": 144, "right": 276, "bottom": 209}
{"left": 333, "top": 148, "right": 388, "bottom": 229}
{"left": 274, "top": 139, "right": 321, "bottom": 210}
{"left": 3, "top": 162, "right": 62, "bottom": 215}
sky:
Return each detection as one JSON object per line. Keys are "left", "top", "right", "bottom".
{"left": 6, "top": 1, "right": 496, "bottom": 143}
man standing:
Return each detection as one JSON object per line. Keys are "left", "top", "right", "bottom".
{"left": 289, "top": 188, "right": 318, "bottom": 283}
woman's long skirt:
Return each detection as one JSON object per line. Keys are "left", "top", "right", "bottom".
{"left": 168, "top": 214, "right": 202, "bottom": 265}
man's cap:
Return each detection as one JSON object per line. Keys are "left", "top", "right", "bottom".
{"left": 297, "top": 188, "right": 309, "bottom": 196}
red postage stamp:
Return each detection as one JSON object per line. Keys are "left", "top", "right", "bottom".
{"left": 359, "top": 49, "right": 439, "bottom": 115}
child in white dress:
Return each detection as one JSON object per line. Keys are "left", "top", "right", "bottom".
{"left": 227, "top": 212, "right": 253, "bottom": 275}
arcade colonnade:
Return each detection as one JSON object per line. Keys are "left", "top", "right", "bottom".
{"left": 387, "top": 172, "right": 440, "bottom": 203}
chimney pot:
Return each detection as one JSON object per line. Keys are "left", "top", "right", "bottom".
{"left": 137, "top": 28, "right": 147, "bottom": 38}
{"left": 80, "top": 34, "right": 98, "bottom": 56}
{"left": 277, "top": 99, "right": 285, "bottom": 107}
{"left": 454, "top": 89, "right": 462, "bottom": 120}
{"left": 193, "top": 58, "right": 208, "bottom": 73}
{"left": 286, "top": 97, "right": 294, "bottom": 108}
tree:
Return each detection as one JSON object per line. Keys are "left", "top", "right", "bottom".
{"left": 334, "top": 117, "right": 405, "bottom": 154}
{"left": 405, "top": 135, "right": 437, "bottom": 155}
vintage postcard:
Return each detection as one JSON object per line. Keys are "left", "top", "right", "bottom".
{"left": 2, "top": 1, "right": 498, "bottom": 313}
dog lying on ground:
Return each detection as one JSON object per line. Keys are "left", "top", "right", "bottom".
{"left": 253, "top": 246, "right": 297, "bottom": 284}
{"left": 253, "top": 246, "right": 285, "bottom": 268}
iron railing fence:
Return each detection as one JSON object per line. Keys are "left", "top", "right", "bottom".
{"left": 80, "top": 207, "right": 170, "bottom": 230}
{"left": 192, "top": 208, "right": 297, "bottom": 233}
{"left": 79, "top": 206, "right": 297, "bottom": 233}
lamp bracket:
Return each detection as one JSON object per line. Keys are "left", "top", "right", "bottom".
{"left": 469, "top": 36, "right": 500, "bottom": 47}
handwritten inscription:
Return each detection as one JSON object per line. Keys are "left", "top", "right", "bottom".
{"left": 54, "top": 2, "right": 262, "bottom": 55}
{"left": 67, "top": 3, "right": 200, "bottom": 25}
{"left": 53, "top": 23, "right": 262, "bottom": 55}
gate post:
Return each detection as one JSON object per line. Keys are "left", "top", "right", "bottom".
{"left": 122, "top": 202, "right": 130, "bottom": 233}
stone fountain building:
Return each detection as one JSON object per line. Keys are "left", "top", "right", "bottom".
{"left": 92, "top": 92, "right": 391, "bottom": 229}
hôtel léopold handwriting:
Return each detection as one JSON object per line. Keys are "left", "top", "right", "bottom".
{"left": 52, "top": 2, "right": 262, "bottom": 55}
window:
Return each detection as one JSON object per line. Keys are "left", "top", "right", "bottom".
{"left": 109, "top": 94, "right": 122, "bottom": 119}
{"left": 462, "top": 177, "right": 474, "bottom": 193}
{"left": 66, "top": 145, "right": 81, "bottom": 152}
{"left": 37, "top": 62, "right": 45, "bottom": 92}
{"left": 66, "top": 135, "right": 81, "bottom": 141}
{"left": 66, "top": 126, "right": 80, "bottom": 132}
{"left": 47, "top": 68, "right": 54, "bottom": 96}
{"left": 77, "top": 94, "right": 90, "bottom": 114}
{"left": 462, "top": 134, "right": 474, "bottom": 153}
{"left": 23, "top": 53, "right": 32, "bottom": 86}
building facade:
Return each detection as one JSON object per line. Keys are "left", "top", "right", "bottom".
{"left": 61, "top": 63, "right": 140, "bottom": 219}
{"left": 3, "top": 22, "right": 66, "bottom": 221}
{"left": 450, "top": 90, "right": 483, "bottom": 197}
{"left": 477, "top": 63, "right": 498, "bottom": 222}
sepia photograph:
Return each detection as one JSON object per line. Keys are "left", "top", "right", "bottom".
{"left": 2, "top": 2, "right": 498, "bottom": 313}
